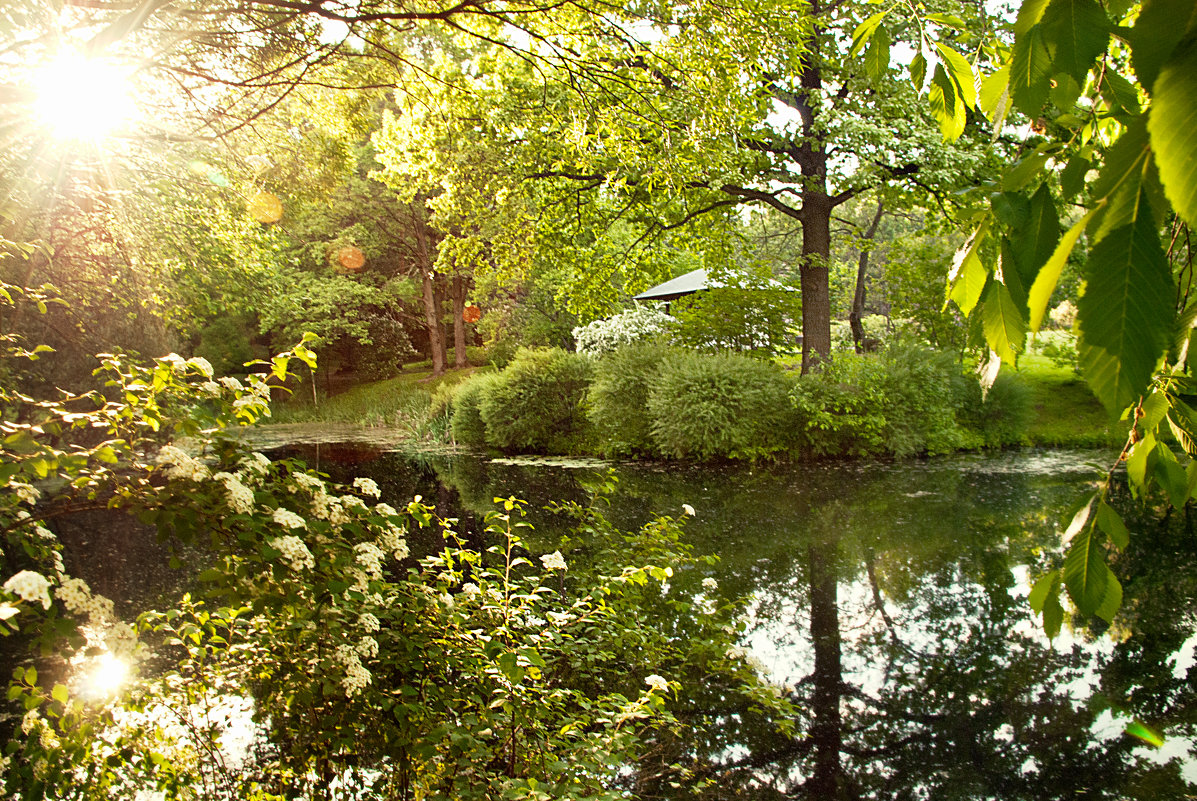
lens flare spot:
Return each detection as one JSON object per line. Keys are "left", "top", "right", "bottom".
{"left": 248, "top": 191, "right": 284, "bottom": 224}
{"left": 79, "top": 652, "right": 130, "bottom": 699}
{"left": 338, "top": 246, "right": 365, "bottom": 271}
{"left": 32, "top": 53, "right": 135, "bottom": 140}
{"left": 1125, "top": 720, "right": 1165, "bottom": 748}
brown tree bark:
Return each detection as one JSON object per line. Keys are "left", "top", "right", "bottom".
{"left": 807, "top": 536, "right": 850, "bottom": 800}
{"left": 451, "top": 273, "right": 468, "bottom": 369}
{"left": 413, "top": 208, "right": 446, "bottom": 377}
{"left": 850, "top": 199, "right": 885, "bottom": 353}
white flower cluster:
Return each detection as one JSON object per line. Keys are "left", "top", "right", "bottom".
{"left": 219, "top": 376, "right": 244, "bottom": 391}
{"left": 340, "top": 494, "right": 366, "bottom": 511}
{"left": 271, "top": 535, "right": 315, "bottom": 571}
{"left": 105, "top": 621, "right": 138, "bottom": 657}
{"left": 354, "top": 542, "right": 385, "bottom": 580}
{"left": 155, "top": 445, "right": 210, "bottom": 482}
{"left": 214, "top": 472, "right": 255, "bottom": 515}
{"left": 702, "top": 577, "right": 718, "bottom": 592}
{"left": 375, "top": 502, "right": 398, "bottom": 517}
{"left": 376, "top": 523, "right": 410, "bottom": 561}
{"left": 199, "top": 380, "right": 221, "bottom": 397}
{"left": 353, "top": 477, "right": 381, "bottom": 498}
{"left": 540, "top": 551, "right": 567, "bottom": 571}
{"left": 312, "top": 491, "right": 351, "bottom": 525}
{"left": 573, "top": 304, "right": 676, "bottom": 355}
{"left": 291, "top": 472, "right": 324, "bottom": 493}
{"left": 645, "top": 674, "right": 670, "bottom": 693}
{"left": 239, "top": 452, "right": 271, "bottom": 478}
{"left": 355, "top": 636, "right": 379, "bottom": 659}
{"left": 359, "top": 612, "right": 380, "bottom": 633}
{"left": 12, "top": 482, "right": 40, "bottom": 506}
{"left": 56, "top": 577, "right": 114, "bottom": 622}
{"left": 334, "top": 643, "right": 372, "bottom": 698}
{"left": 273, "top": 508, "right": 306, "bottom": 530}
{"left": 4, "top": 570, "right": 51, "bottom": 609}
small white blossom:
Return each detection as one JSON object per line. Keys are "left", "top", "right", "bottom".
{"left": 56, "top": 577, "right": 115, "bottom": 622}
{"left": 353, "top": 477, "right": 381, "bottom": 498}
{"left": 161, "top": 353, "right": 187, "bottom": 374}
{"left": 21, "top": 710, "right": 40, "bottom": 734}
{"left": 682, "top": 503, "right": 696, "bottom": 517}
{"left": 375, "top": 502, "right": 398, "bottom": 517}
{"left": 273, "top": 508, "right": 306, "bottom": 529}
{"left": 219, "top": 376, "right": 244, "bottom": 391}
{"left": 155, "top": 445, "right": 209, "bottom": 482}
{"left": 461, "top": 582, "right": 480, "bottom": 596}
{"left": 340, "top": 494, "right": 365, "bottom": 510}
{"left": 540, "top": 551, "right": 567, "bottom": 571}
{"left": 359, "top": 612, "right": 380, "bottom": 633}
{"left": 377, "top": 523, "right": 409, "bottom": 561}
{"left": 214, "top": 472, "right": 255, "bottom": 515}
{"left": 292, "top": 472, "right": 324, "bottom": 492}
{"left": 334, "top": 644, "right": 372, "bottom": 697}
{"left": 199, "top": 380, "right": 221, "bottom": 397}
{"left": 12, "top": 483, "right": 40, "bottom": 506}
{"left": 354, "top": 542, "right": 385, "bottom": 579}
{"left": 4, "top": 570, "right": 51, "bottom": 609}
{"left": 702, "top": 577, "right": 718, "bottom": 592}
{"left": 355, "top": 636, "right": 379, "bottom": 658}
{"left": 645, "top": 674, "right": 669, "bottom": 693}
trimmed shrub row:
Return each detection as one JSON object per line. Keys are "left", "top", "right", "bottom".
{"left": 449, "top": 344, "right": 1031, "bottom": 461}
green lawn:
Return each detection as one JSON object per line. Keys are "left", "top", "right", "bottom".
{"left": 1015, "top": 351, "right": 1125, "bottom": 449}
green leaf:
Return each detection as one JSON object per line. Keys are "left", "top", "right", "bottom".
{"left": 1040, "top": 0, "right": 1112, "bottom": 86}
{"left": 1140, "top": 390, "right": 1169, "bottom": 431}
{"left": 926, "top": 12, "right": 967, "bottom": 28}
{"left": 52, "top": 684, "right": 68, "bottom": 705}
{"left": 1043, "top": 588, "right": 1065, "bottom": 638}
{"left": 1015, "top": 0, "right": 1051, "bottom": 36}
{"left": 865, "top": 26, "right": 891, "bottom": 82}
{"left": 980, "top": 64, "right": 1011, "bottom": 121}
{"left": 1028, "top": 208, "right": 1095, "bottom": 331}
{"left": 949, "top": 250, "right": 988, "bottom": 316}
{"left": 1130, "top": 0, "right": 1197, "bottom": 88}
{"left": 1100, "top": 69, "right": 1141, "bottom": 116}
{"left": 929, "top": 63, "right": 966, "bottom": 140}
{"left": 1148, "top": 37, "right": 1197, "bottom": 228}
{"left": 1077, "top": 207, "right": 1173, "bottom": 415}
{"left": 1010, "top": 25, "right": 1053, "bottom": 116}
{"left": 1002, "top": 152, "right": 1050, "bottom": 191}
{"left": 850, "top": 11, "right": 889, "bottom": 58}
{"left": 1094, "top": 571, "right": 1122, "bottom": 622}
{"left": 1126, "top": 432, "right": 1156, "bottom": 491}
{"left": 981, "top": 281, "right": 1027, "bottom": 362}
{"left": 1155, "top": 443, "right": 1190, "bottom": 508}
{"left": 935, "top": 42, "right": 977, "bottom": 108}
{"left": 1090, "top": 119, "right": 1163, "bottom": 244}
{"left": 1063, "top": 525, "right": 1109, "bottom": 616}
{"left": 1028, "top": 570, "right": 1061, "bottom": 613}
{"left": 1060, "top": 154, "right": 1092, "bottom": 199}
{"left": 909, "top": 52, "right": 927, "bottom": 90}
{"left": 1096, "top": 502, "right": 1131, "bottom": 549}
{"left": 1011, "top": 183, "right": 1060, "bottom": 289}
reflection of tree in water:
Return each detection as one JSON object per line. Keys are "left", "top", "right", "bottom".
{"left": 293, "top": 449, "right": 1197, "bottom": 798}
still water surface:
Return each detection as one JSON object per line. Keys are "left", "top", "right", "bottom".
{"left": 274, "top": 445, "right": 1197, "bottom": 799}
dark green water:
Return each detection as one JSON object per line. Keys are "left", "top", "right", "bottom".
{"left": 280, "top": 445, "right": 1197, "bottom": 800}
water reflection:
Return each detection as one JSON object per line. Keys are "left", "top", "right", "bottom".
{"left": 275, "top": 447, "right": 1197, "bottom": 798}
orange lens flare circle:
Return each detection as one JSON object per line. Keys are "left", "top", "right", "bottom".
{"left": 463, "top": 304, "right": 482, "bottom": 323}
{"left": 248, "top": 191, "right": 284, "bottom": 224}
{"left": 338, "top": 246, "right": 365, "bottom": 271}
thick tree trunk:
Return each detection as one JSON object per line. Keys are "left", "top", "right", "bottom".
{"left": 413, "top": 210, "right": 446, "bottom": 377}
{"left": 807, "top": 537, "right": 849, "bottom": 800}
{"left": 850, "top": 199, "right": 885, "bottom": 353}
{"left": 797, "top": 12, "right": 833, "bottom": 374}
{"left": 451, "top": 274, "right": 468, "bottom": 369}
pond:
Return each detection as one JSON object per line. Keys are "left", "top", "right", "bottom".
{"left": 262, "top": 444, "right": 1197, "bottom": 799}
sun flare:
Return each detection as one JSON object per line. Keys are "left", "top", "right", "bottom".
{"left": 31, "top": 53, "right": 136, "bottom": 140}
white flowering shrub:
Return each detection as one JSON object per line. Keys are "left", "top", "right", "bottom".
{"left": 0, "top": 283, "right": 791, "bottom": 799}
{"left": 572, "top": 304, "right": 675, "bottom": 355}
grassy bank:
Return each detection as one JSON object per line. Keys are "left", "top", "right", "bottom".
{"left": 268, "top": 351, "right": 1125, "bottom": 454}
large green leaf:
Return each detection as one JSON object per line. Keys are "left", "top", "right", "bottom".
{"left": 1010, "top": 25, "right": 1053, "bottom": 116}
{"left": 850, "top": 10, "right": 889, "bottom": 58}
{"left": 1028, "top": 209, "right": 1094, "bottom": 331}
{"left": 1091, "top": 118, "right": 1164, "bottom": 243}
{"left": 1063, "top": 525, "right": 1109, "bottom": 617}
{"left": 935, "top": 42, "right": 977, "bottom": 108}
{"left": 1011, "top": 183, "right": 1060, "bottom": 288}
{"left": 929, "top": 63, "right": 966, "bottom": 140}
{"left": 865, "top": 26, "right": 891, "bottom": 82}
{"left": 1099, "top": 69, "right": 1141, "bottom": 118}
{"left": 981, "top": 280, "right": 1027, "bottom": 362}
{"left": 1148, "top": 37, "right": 1197, "bottom": 228}
{"left": 1015, "top": 0, "right": 1051, "bottom": 36}
{"left": 1130, "top": 0, "right": 1197, "bottom": 88}
{"left": 1040, "top": 0, "right": 1112, "bottom": 86}
{"left": 1076, "top": 207, "right": 1173, "bottom": 414}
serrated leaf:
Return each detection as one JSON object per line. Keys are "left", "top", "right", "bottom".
{"left": 927, "top": 12, "right": 967, "bottom": 28}
{"left": 981, "top": 281, "right": 1027, "bottom": 362}
{"left": 1063, "top": 494, "right": 1096, "bottom": 544}
{"left": 850, "top": 11, "right": 889, "bottom": 58}
{"left": 1060, "top": 154, "right": 1092, "bottom": 199}
{"left": 1140, "top": 390, "right": 1169, "bottom": 431}
{"left": 980, "top": 65, "right": 1009, "bottom": 114}
{"left": 949, "top": 250, "right": 989, "bottom": 315}
{"left": 1100, "top": 69, "right": 1141, "bottom": 116}
{"left": 1148, "top": 38, "right": 1197, "bottom": 228}
{"left": 1029, "top": 570, "right": 1061, "bottom": 613}
{"left": 1077, "top": 207, "right": 1173, "bottom": 415}
{"left": 1028, "top": 209, "right": 1095, "bottom": 331}
{"left": 1010, "top": 25, "right": 1053, "bottom": 116}
{"left": 1126, "top": 432, "right": 1156, "bottom": 491}
{"left": 1063, "top": 525, "right": 1109, "bottom": 616}
{"left": 1043, "top": 589, "right": 1065, "bottom": 638}
{"left": 1130, "top": 0, "right": 1197, "bottom": 88}
{"left": 1002, "top": 152, "right": 1050, "bottom": 191}
{"left": 935, "top": 42, "right": 977, "bottom": 108}
{"left": 1155, "top": 443, "right": 1190, "bottom": 508}
{"left": 1094, "top": 571, "right": 1122, "bottom": 622}
{"left": 52, "top": 684, "right": 68, "bottom": 705}
{"left": 910, "top": 51, "right": 927, "bottom": 90}
{"left": 930, "top": 63, "right": 966, "bottom": 140}
{"left": 1041, "top": 0, "right": 1112, "bottom": 86}
{"left": 1096, "top": 502, "right": 1131, "bottom": 549}
{"left": 1016, "top": 0, "right": 1051, "bottom": 35}
{"left": 865, "top": 26, "right": 891, "bottom": 82}
{"left": 1011, "top": 183, "right": 1061, "bottom": 289}
{"left": 1090, "top": 119, "right": 1158, "bottom": 243}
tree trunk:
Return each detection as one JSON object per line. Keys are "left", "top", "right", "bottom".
{"left": 807, "top": 536, "right": 848, "bottom": 800}
{"left": 452, "top": 274, "right": 468, "bottom": 369}
{"left": 850, "top": 199, "right": 885, "bottom": 353}
{"left": 797, "top": 14, "right": 832, "bottom": 374}
{"left": 413, "top": 209, "right": 446, "bottom": 377}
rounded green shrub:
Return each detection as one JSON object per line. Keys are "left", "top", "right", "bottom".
{"left": 790, "top": 353, "right": 889, "bottom": 458}
{"left": 480, "top": 348, "right": 594, "bottom": 454}
{"left": 450, "top": 371, "right": 504, "bottom": 449}
{"left": 958, "top": 371, "right": 1033, "bottom": 448}
{"left": 587, "top": 342, "right": 674, "bottom": 457}
{"left": 877, "top": 342, "right": 968, "bottom": 456}
{"left": 647, "top": 351, "right": 793, "bottom": 460}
